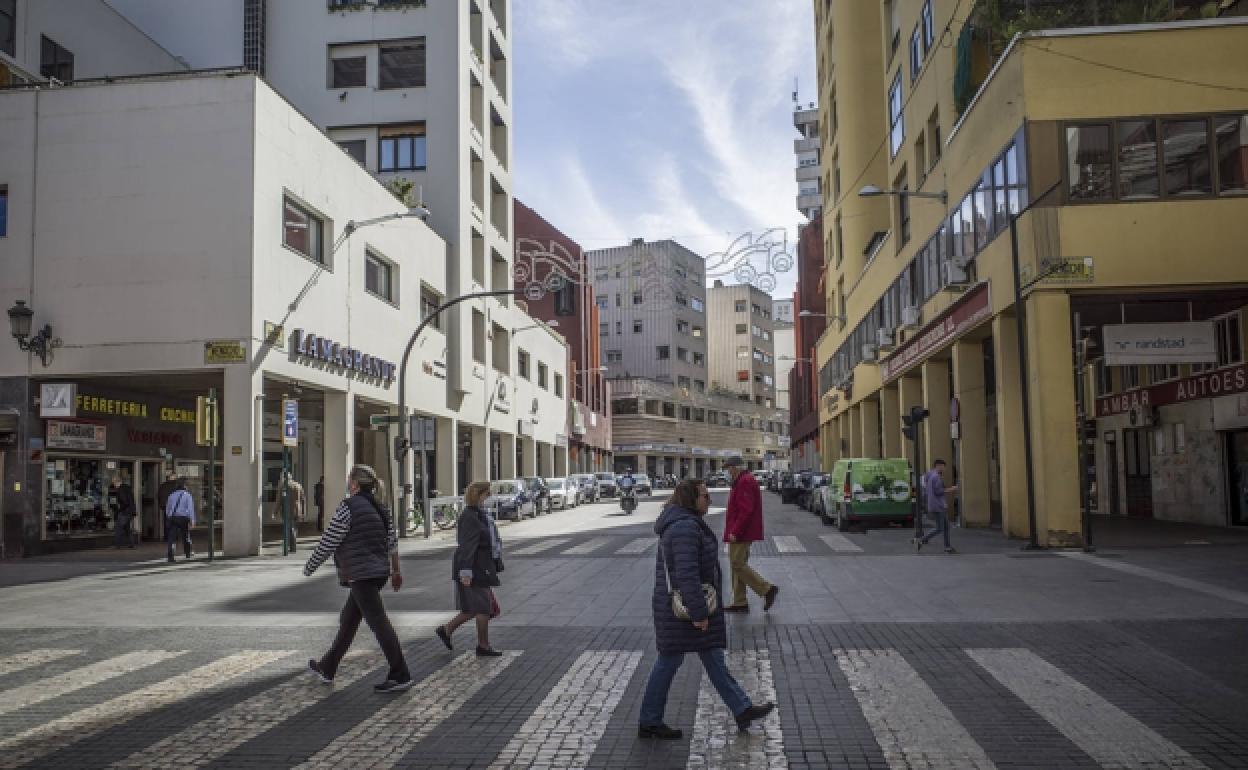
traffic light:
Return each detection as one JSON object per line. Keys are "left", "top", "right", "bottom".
{"left": 901, "top": 406, "right": 929, "bottom": 440}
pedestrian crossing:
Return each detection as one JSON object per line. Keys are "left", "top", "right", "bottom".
{"left": 0, "top": 643, "right": 1227, "bottom": 769}
{"left": 508, "top": 533, "right": 868, "bottom": 558}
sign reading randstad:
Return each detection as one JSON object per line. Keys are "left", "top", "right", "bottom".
{"left": 1103, "top": 322, "right": 1217, "bottom": 366}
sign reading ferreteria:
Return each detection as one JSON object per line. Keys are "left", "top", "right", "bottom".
{"left": 880, "top": 283, "right": 992, "bottom": 383}
{"left": 1095, "top": 363, "right": 1248, "bottom": 417}
{"left": 291, "top": 329, "right": 397, "bottom": 385}
{"left": 1102, "top": 321, "right": 1217, "bottom": 366}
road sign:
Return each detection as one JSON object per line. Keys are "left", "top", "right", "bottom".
{"left": 370, "top": 414, "right": 402, "bottom": 427}
{"left": 410, "top": 416, "right": 436, "bottom": 452}
{"left": 282, "top": 399, "right": 299, "bottom": 447}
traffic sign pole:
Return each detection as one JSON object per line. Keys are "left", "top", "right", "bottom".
{"left": 281, "top": 397, "right": 298, "bottom": 557}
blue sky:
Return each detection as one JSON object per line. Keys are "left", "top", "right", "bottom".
{"left": 106, "top": 0, "right": 816, "bottom": 298}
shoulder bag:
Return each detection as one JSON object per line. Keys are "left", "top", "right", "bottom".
{"left": 660, "top": 538, "right": 718, "bottom": 621}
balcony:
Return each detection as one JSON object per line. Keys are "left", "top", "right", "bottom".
{"left": 794, "top": 136, "right": 820, "bottom": 153}
{"left": 796, "top": 164, "right": 821, "bottom": 182}
{"left": 797, "top": 191, "right": 822, "bottom": 210}
{"left": 793, "top": 107, "right": 819, "bottom": 129}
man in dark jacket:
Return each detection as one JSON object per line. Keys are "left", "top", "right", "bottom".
{"left": 638, "top": 479, "right": 775, "bottom": 740}
{"left": 722, "top": 457, "right": 778, "bottom": 613}
{"left": 110, "top": 475, "right": 137, "bottom": 549}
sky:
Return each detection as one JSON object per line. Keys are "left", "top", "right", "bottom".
{"left": 105, "top": 0, "right": 817, "bottom": 300}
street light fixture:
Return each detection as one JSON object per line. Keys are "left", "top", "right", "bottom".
{"left": 7, "top": 300, "right": 62, "bottom": 367}
{"left": 858, "top": 184, "right": 947, "bottom": 203}
{"left": 798, "top": 308, "right": 846, "bottom": 324}
{"left": 513, "top": 319, "right": 559, "bottom": 334}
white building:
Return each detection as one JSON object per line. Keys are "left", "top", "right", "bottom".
{"left": 0, "top": 72, "right": 566, "bottom": 557}
{"left": 773, "top": 324, "right": 795, "bottom": 413}
{"left": 793, "top": 103, "right": 821, "bottom": 221}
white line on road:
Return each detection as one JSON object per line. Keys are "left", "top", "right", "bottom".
{"left": 835, "top": 649, "right": 995, "bottom": 769}
{"left": 0, "top": 650, "right": 182, "bottom": 717}
{"left": 489, "top": 650, "right": 642, "bottom": 769}
{"left": 772, "top": 536, "right": 806, "bottom": 553}
{"left": 0, "top": 650, "right": 292, "bottom": 769}
{"left": 967, "top": 648, "right": 1206, "bottom": 769}
{"left": 562, "top": 537, "right": 613, "bottom": 555}
{"left": 511, "top": 538, "right": 572, "bottom": 555}
{"left": 615, "top": 538, "right": 655, "bottom": 554}
{"left": 1057, "top": 551, "right": 1248, "bottom": 607}
{"left": 111, "top": 653, "right": 380, "bottom": 769}
{"left": 819, "top": 533, "right": 864, "bottom": 553}
{"left": 0, "top": 649, "right": 81, "bottom": 678}
{"left": 294, "top": 651, "right": 520, "bottom": 770}
{"left": 687, "top": 650, "right": 785, "bottom": 769}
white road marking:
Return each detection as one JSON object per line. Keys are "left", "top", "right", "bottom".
{"left": 968, "top": 648, "right": 1206, "bottom": 769}
{"left": 1058, "top": 551, "right": 1248, "bottom": 607}
{"left": 687, "top": 650, "right": 785, "bottom": 769}
{"left": 111, "top": 653, "right": 379, "bottom": 769}
{"left": 511, "top": 538, "right": 572, "bottom": 555}
{"left": 562, "top": 537, "right": 613, "bottom": 555}
{"left": 615, "top": 537, "right": 655, "bottom": 554}
{"left": 819, "top": 533, "right": 864, "bottom": 553}
{"left": 489, "top": 650, "right": 642, "bottom": 769}
{"left": 0, "top": 650, "right": 292, "bottom": 769}
{"left": 294, "top": 651, "right": 520, "bottom": 770}
{"left": 835, "top": 649, "right": 994, "bottom": 769}
{"left": 772, "top": 536, "right": 806, "bottom": 553}
{"left": 0, "top": 650, "right": 182, "bottom": 717}
{"left": 0, "top": 649, "right": 81, "bottom": 677}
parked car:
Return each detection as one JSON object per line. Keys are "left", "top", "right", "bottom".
{"left": 769, "top": 471, "right": 790, "bottom": 493}
{"left": 782, "top": 471, "right": 811, "bottom": 505}
{"left": 595, "top": 472, "right": 619, "bottom": 498}
{"left": 486, "top": 479, "right": 536, "bottom": 521}
{"left": 632, "top": 473, "right": 653, "bottom": 496}
{"left": 803, "top": 473, "right": 829, "bottom": 512}
{"left": 543, "top": 477, "right": 576, "bottom": 509}
{"left": 823, "top": 458, "right": 915, "bottom": 531}
{"left": 754, "top": 470, "right": 772, "bottom": 487}
{"left": 707, "top": 470, "right": 731, "bottom": 488}
{"left": 520, "top": 476, "right": 552, "bottom": 515}
{"left": 568, "top": 473, "right": 596, "bottom": 503}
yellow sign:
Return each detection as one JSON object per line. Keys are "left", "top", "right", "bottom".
{"left": 77, "top": 395, "right": 148, "bottom": 418}
{"left": 204, "top": 340, "right": 247, "bottom": 364}
{"left": 264, "top": 322, "right": 285, "bottom": 351}
{"left": 196, "top": 396, "right": 219, "bottom": 447}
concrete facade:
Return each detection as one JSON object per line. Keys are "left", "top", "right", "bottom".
{"left": 706, "top": 282, "right": 779, "bottom": 408}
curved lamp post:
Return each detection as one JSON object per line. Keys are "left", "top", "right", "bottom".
{"left": 7, "top": 300, "right": 61, "bottom": 367}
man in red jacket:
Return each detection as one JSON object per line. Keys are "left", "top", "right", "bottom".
{"left": 722, "top": 457, "right": 778, "bottom": 613}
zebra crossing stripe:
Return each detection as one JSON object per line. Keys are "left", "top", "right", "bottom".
{"left": 562, "top": 537, "right": 612, "bottom": 555}
{"left": 687, "top": 650, "right": 785, "bottom": 770}
{"left": 967, "top": 648, "right": 1206, "bottom": 769}
{"left": 111, "top": 653, "right": 380, "bottom": 769}
{"left": 615, "top": 537, "right": 654, "bottom": 554}
{"left": 293, "top": 650, "right": 520, "bottom": 769}
{"left": 0, "top": 650, "right": 291, "bottom": 769}
{"left": 489, "top": 650, "right": 642, "bottom": 769}
{"left": 512, "top": 538, "right": 571, "bottom": 555}
{"left": 0, "top": 649, "right": 81, "bottom": 678}
{"left": 819, "top": 533, "right": 864, "bottom": 553}
{"left": 835, "top": 649, "right": 995, "bottom": 769}
{"left": 772, "top": 536, "right": 806, "bottom": 553}
{"left": 0, "top": 650, "right": 183, "bottom": 718}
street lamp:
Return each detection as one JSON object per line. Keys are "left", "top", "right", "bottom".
{"left": 858, "top": 184, "right": 947, "bottom": 203}
{"left": 513, "top": 319, "right": 559, "bottom": 334}
{"left": 798, "top": 308, "right": 846, "bottom": 324}
{"left": 7, "top": 300, "right": 62, "bottom": 367}
{"left": 777, "top": 355, "right": 812, "bottom": 363}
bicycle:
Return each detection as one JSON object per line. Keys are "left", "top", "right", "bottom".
{"left": 406, "top": 498, "right": 461, "bottom": 532}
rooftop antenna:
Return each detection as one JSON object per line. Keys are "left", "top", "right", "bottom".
{"left": 792, "top": 77, "right": 799, "bottom": 104}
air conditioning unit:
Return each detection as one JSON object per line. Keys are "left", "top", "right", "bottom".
{"left": 944, "top": 258, "right": 971, "bottom": 290}
{"left": 861, "top": 343, "right": 878, "bottom": 362}
{"left": 1127, "top": 405, "right": 1155, "bottom": 428}
{"left": 877, "top": 327, "right": 896, "bottom": 352}
{"left": 900, "top": 305, "right": 920, "bottom": 330}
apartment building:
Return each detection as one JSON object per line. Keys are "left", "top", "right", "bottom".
{"left": 773, "top": 298, "right": 795, "bottom": 324}
{"left": 794, "top": 102, "right": 822, "bottom": 221}
{"left": 706, "top": 282, "right": 780, "bottom": 408}
{"left": 789, "top": 214, "right": 825, "bottom": 472}
{"left": 812, "top": 0, "right": 1248, "bottom": 543}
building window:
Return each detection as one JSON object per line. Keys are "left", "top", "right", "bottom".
{"left": 693, "top": 352, "right": 704, "bottom": 365}
{"left": 888, "top": 72, "right": 904, "bottom": 158}
{"left": 632, "top": 291, "right": 643, "bottom": 305}
{"left": 1163, "top": 118, "right": 1212, "bottom": 196}
{"left": 674, "top": 291, "right": 687, "bottom": 306}
{"left": 554, "top": 373, "right": 563, "bottom": 397}
{"left": 40, "top": 35, "right": 74, "bottom": 82}
{"left": 331, "top": 54, "right": 367, "bottom": 88}
{"left": 656, "top": 345, "right": 670, "bottom": 360}
{"left": 379, "top": 39, "right": 426, "bottom": 89}
{"left": 676, "top": 319, "right": 690, "bottom": 334}
{"left": 595, "top": 294, "right": 608, "bottom": 309}
{"left": 695, "top": 379, "right": 706, "bottom": 393}
{"left": 1095, "top": 360, "right": 1112, "bottom": 396}
{"left": 753, "top": 349, "right": 763, "bottom": 361}
{"left": 974, "top": 172, "right": 992, "bottom": 249}
{"left": 364, "top": 251, "right": 396, "bottom": 303}
{"left": 337, "top": 140, "right": 367, "bottom": 166}
{"left": 594, "top": 266, "right": 609, "bottom": 281}
{"left": 1117, "top": 120, "right": 1159, "bottom": 199}
{"left": 420, "top": 287, "right": 442, "bottom": 330}
{"left": 737, "top": 370, "right": 749, "bottom": 382}
{"left": 921, "top": 0, "right": 934, "bottom": 50}
{"left": 1149, "top": 364, "right": 1180, "bottom": 384}
{"left": 909, "top": 27, "right": 922, "bottom": 83}
{"left": 1, "top": 0, "right": 15, "bottom": 57}
{"left": 538, "top": 362, "right": 549, "bottom": 389}
{"left": 615, "top": 293, "right": 622, "bottom": 307}
{"left": 615, "top": 321, "right": 622, "bottom": 334}
{"left": 1121, "top": 366, "right": 1141, "bottom": 390}
{"left": 1216, "top": 312, "right": 1243, "bottom": 367}
{"left": 897, "top": 175, "right": 911, "bottom": 246}
{"left": 735, "top": 300, "right": 747, "bottom": 313}
{"left": 736, "top": 323, "right": 748, "bottom": 335}
{"left": 677, "top": 347, "right": 688, "bottom": 362}
{"left": 633, "top": 319, "right": 643, "bottom": 333}
{"left": 518, "top": 350, "right": 530, "bottom": 379}
{"left": 736, "top": 346, "right": 749, "bottom": 358}
{"left": 0, "top": 185, "right": 6, "bottom": 237}
{"left": 752, "top": 324, "right": 762, "bottom": 337}
{"left": 1066, "top": 124, "right": 1113, "bottom": 201}
{"left": 606, "top": 350, "right": 623, "bottom": 363}
{"left": 599, "top": 322, "right": 608, "bottom": 337}
{"left": 690, "top": 296, "right": 704, "bottom": 312}
{"left": 678, "top": 376, "right": 691, "bottom": 390}
{"left": 379, "top": 128, "right": 427, "bottom": 172}
{"left": 554, "top": 278, "right": 575, "bottom": 316}
{"left": 282, "top": 196, "right": 324, "bottom": 263}
{"left": 692, "top": 325, "right": 703, "bottom": 338}
{"left": 1215, "top": 114, "right": 1248, "bottom": 194}
{"left": 472, "top": 309, "right": 486, "bottom": 364}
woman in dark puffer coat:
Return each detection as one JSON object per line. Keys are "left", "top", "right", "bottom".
{"left": 637, "top": 478, "right": 775, "bottom": 740}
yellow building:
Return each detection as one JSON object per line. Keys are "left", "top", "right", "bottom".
{"left": 812, "top": 1, "right": 1248, "bottom": 545}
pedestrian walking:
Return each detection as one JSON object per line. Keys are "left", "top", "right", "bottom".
{"left": 273, "top": 473, "right": 305, "bottom": 552}
{"left": 156, "top": 471, "right": 179, "bottom": 518}
{"left": 638, "top": 479, "right": 775, "bottom": 740}
{"left": 109, "top": 475, "right": 137, "bottom": 549}
{"left": 314, "top": 475, "right": 325, "bottom": 531}
{"left": 304, "top": 464, "right": 412, "bottom": 693}
{"left": 916, "top": 459, "right": 959, "bottom": 553}
{"left": 434, "top": 481, "right": 504, "bottom": 657}
{"left": 721, "top": 457, "right": 778, "bottom": 613}
{"left": 164, "top": 478, "right": 195, "bottom": 563}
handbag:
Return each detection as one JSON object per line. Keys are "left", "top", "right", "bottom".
{"left": 660, "top": 539, "right": 718, "bottom": 621}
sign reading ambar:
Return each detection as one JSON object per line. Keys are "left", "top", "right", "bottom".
{"left": 291, "top": 329, "right": 397, "bottom": 385}
{"left": 1103, "top": 322, "right": 1216, "bottom": 366}
{"left": 1096, "top": 363, "right": 1248, "bottom": 417}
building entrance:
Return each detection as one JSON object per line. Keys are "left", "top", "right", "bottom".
{"left": 1104, "top": 436, "right": 1121, "bottom": 516}
{"left": 1228, "top": 431, "right": 1248, "bottom": 526}
{"left": 1123, "top": 428, "right": 1154, "bottom": 518}
{"left": 138, "top": 460, "right": 166, "bottom": 541}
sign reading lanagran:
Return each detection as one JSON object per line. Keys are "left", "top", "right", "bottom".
{"left": 880, "top": 284, "right": 991, "bottom": 383}
{"left": 1095, "top": 362, "right": 1248, "bottom": 417}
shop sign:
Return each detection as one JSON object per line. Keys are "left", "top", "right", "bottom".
{"left": 1103, "top": 322, "right": 1217, "bottom": 366}
{"left": 46, "top": 420, "right": 107, "bottom": 451}
{"left": 1096, "top": 363, "right": 1248, "bottom": 417}
{"left": 40, "top": 383, "right": 77, "bottom": 418}
{"left": 263, "top": 322, "right": 285, "bottom": 351}
{"left": 204, "top": 340, "right": 248, "bottom": 364}
{"left": 291, "top": 329, "right": 396, "bottom": 384}
{"left": 127, "top": 429, "right": 184, "bottom": 447}
{"left": 282, "top": 399, "right": 299, "bottom": 448}
{"left": 880, "top": 284, "right": 991, "bottom": 382}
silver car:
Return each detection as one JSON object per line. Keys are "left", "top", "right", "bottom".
{"left": 544, "top": 477, "right": 575, "bottom": 509}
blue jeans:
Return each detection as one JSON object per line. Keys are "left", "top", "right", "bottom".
{"left": 921, "top": 509, "right": 951, "bottom": 548}
{"left": 639, "top": 648, "right": 751, "bottom": 727}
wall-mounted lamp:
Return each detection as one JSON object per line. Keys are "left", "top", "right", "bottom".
{"left": 858, "top": 184, "right": 947, "bottom": 204}
{"left": 8, "top": 301, "right": 61, "bottom": 367}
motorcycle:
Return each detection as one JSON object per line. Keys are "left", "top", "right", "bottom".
{"left": 619, "top": 488, "right": 638, "bottom": 514}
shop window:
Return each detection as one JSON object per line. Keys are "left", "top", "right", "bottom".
{"left": 656, "top": 345, "right": 670, "bottom": 360}
{"left": 40, "top": 35, "right": 73, "bottom": 82}
{"left": 1215, "top": 114, "right": 1248, "bottom": 194}
{"left": 379, "top": 126, "right": 427, "bottom": 172}
{"left": 282, "top": 196, "right": 324, "bottom": 263}
{"left": 330, "top": 50, "right": 367, "bottom": 88}
{"left": 44, "top": 460, "right": 140, "bottom": 539}
{"left": 364, "top": 250, "right": 396, "bottom": 304}
{"left": 1162, "top": 118, "right": 1212, "bottom": 196}
{"left": 554, "top": 373, "right": 563, "bottom": 397}
{"left": 888, "top": 72, "right": 904, "bottom": 158}
{"left": 1216, "top": 312, "right": 1243, "bottom": 367}
{"left": 518, "top": 349, "right": 530, "bottom": 379}
{"left": 337, "top": 140, "right": 367, "bottom": 166}
{"left": 1066, "top": 124, "right": 1113, "bottom": 201}
{"left": 538, "top": 362, "right": 549, "bottom": 389}
{"left": 1116, "top": 120, "right": 1159, "bottom": 199}
{"left": 379, "top": 38, "right": 426, "bottom": 89}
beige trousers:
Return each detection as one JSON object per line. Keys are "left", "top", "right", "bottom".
{"left": 728, "top": 541, "right": 773, "bottom": 607}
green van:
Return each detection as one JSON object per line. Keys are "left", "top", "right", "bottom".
{"left": 819, "top": 457, "right": 915, "bottom": 531}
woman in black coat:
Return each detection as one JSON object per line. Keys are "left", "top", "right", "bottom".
{"left": 435, "top": 481, "right": 503, "bottom": 657}
{"left": 637, "top": 479, "right": 775, "bottom": 740}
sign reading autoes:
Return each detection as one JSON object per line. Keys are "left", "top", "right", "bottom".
{"left": 880, "top": 284, "right": 991, "bottom": 382}
{"left": 291, "top": 329, "right": 397, "bottom": 384}
{"left": 1095, "top": 363, "right": 1248, "bottom": 417}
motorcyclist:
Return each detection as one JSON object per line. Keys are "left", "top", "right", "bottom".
{"left": 618, "top": 469, "right": 637, "bottom": 512}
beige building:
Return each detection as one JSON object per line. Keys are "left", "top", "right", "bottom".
{"left": 706, "top": 282, "right": 780, "bottom": 408}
